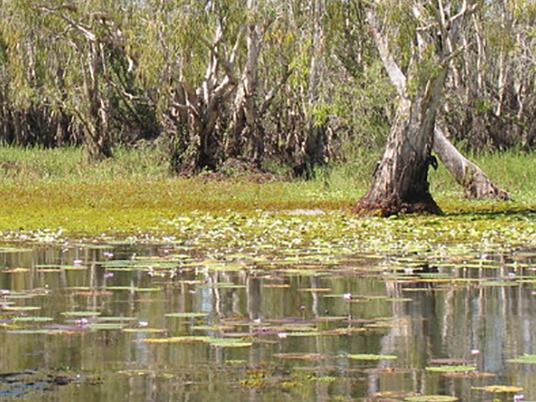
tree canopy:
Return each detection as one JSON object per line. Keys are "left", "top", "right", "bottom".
{"left": 0, "top": 0, "right": 534, "bottom": 177}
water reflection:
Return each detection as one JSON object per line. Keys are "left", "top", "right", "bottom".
{"left": 0, "top": 244, "right": 534, "bottom": 401}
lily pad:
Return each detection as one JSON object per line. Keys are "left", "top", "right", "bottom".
{"left": 2, "top": 306, "right": 41, "bottom": 312}
{"left": 141, "top": 336, "right": 209, "bottom": 344}
{"left": 425, "top": 365, "right": 477, "bottom": 373}
{"left": 506, "top": 354, "right": 536, "bottom": 364}
{"left": 208, "top": 338, "right": 252, "bottom": 348}
{"left": 405, "top": 396, "right": 458, "bottom": 402}
{"left": 472, "top": 385, "right": 523, "bottom": 393}
{"left": 165, "top": 312, "right": 208, "bottom": 319}
{"left": 12, "top": 316, "right": 54, "bottom": 323}
{"left": 61, "top": 311, "right": 101, "bottom": 317}
{"left": 88, "top": 323, "right": 126, "bottom": 331}
{"left": 347, "top": 354, "right": 398, "bottom": 361}
{"left": 95, "top": 316, "right": 138, "bottom": 322}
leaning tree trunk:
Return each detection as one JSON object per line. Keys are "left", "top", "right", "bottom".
{"left": 433, "top": 127, "right": 509, "bottom": 199}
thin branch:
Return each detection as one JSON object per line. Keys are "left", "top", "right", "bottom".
{"left": 365, "top": 8, "right": 406, "bottom": 97}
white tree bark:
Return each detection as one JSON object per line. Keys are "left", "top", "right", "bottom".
{"left": 365, "top": 8, "right": 509, "bottom": 200}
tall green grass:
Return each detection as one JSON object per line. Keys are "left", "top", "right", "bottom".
{"left": 0, "top": 144, "right": 534, "bottom": 201}
{"left": 0, "top": 145, "right": 170, "bottom": 181}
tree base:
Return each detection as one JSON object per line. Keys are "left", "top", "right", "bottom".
{"left": 352, "top": 194, "right": 443, "bottom": 217}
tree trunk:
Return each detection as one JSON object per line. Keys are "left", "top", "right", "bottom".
{"left": 301, "top": 0, "right": 326, "bottom": 179}
{"left": 364, "top": 6, "right": 509, "bottom": 201}
{"left": 433, "top": 127, "right": 509, "bottom": 199}
{"left": 83, "top": 42, "right": 113, "bottom": 162}
{"left": 227, "top": 0, "right": 264, "bottom": 167}
{"left": 354, "top": 69, "right": 446, "bottom": 216}
{"left": 355, "top": 5, "right": 455, "bottom": 216}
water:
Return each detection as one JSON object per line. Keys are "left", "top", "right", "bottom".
{"left": 0, "top": 243, "right": 535, "bottom": 401}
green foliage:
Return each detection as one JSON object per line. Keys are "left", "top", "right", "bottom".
{"left": 0, "top": 0, "right": 535, "bottom": 170}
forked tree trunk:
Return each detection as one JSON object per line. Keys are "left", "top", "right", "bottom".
{"left": 364, "top": 6, "right": 509, "bottom": 202}
{"left": 355, "top": 5, "right": 455, "bottom": 216}
{"left": 167, "top": 20, "right": 239, "bottom": 175}
{"left": 354, "top": 69, "right": 447, "bottom": 216}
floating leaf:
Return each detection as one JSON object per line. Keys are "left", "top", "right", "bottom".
{"left": 191, "top": 325, "right": 234, "bottom": 331}
{"left": 286, "top": 331, "right": 323, "bottom": 337}
{"left": 3, "top": 268, "right": 30, "bottom": 273}
{"left": 61, "top": 311, "right": 101, "bottom": 317}
{"left": 472, "top": 385, "right": 523, "bottom": 393}
{"left": 208, "top": 338, "right": 252, "bottom": 348}
{"left": 405, "top": 396, "right": 458, "bottom": 402}
{"left": 165, "top": 312, "right": 208, "bottom": 319}
{"left": 506, "top": 354, "right": 536, "bottom": 364}
{"left": 12, "top": 316, "right": 54, "bottom": 323}
{"left": 2, "top": 306, "right": 41, "bottom": 312}
{"left": 425, "top": 365, "right": 477, "bottom": 373}
{"left": 141, "top": 336, "right": 209, "bottom": 344}
{"left": 347, "top": 354, "right": 397, "bottom": 361}
{"left": 87, "top": 323, "right": 126, "bottom": 331}
{"left": 95, "top": 316, "right": 137, "bottom": 322}
{"left": 298, "top": 288, "right": 332, "bottom": 293}
{"left": 134, "top": 287, "right": 162, "bottom": 293}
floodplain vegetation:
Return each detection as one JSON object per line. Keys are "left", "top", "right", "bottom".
{"left": 0, "top": 145, "right": 534, "bottom": 246}
{"left": 0, "top": 0, "right": 535, "bottom": 220}
{"left": 1, "top": 2, "right": 536, "bottom": 401}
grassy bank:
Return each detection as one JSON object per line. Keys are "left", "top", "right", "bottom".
{"left": 0, "top": 146, "right": 534, "bottom": 238}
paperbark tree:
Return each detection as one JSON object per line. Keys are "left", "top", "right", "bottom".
{"left": 355, "top": 1, "right": 475, "bottom": 215}
{"left": 227, "top": 0, "right": 264, "bottom": 167}
{"left": 165, "top": 15, "right": 241, "bottom": 174}
{"left": 302, "top": 0, "right": 328, "bottom": 179}
{"left": 363, "top": 3, "right": 509, "bottom": 200}
{"left": 34, "top": 4, "right": 120, "bottom": 162}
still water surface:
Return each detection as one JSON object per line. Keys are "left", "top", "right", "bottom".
{"left": 0, "top": 242, "right": 535, "bottom": 401}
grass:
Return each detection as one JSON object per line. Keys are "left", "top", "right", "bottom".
{"left": 0, "top": 145, "right": 535, "bottom": 238}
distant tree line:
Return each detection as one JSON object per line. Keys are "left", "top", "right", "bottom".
{"left": 0, "top": 0, "right": 535, "bottom": 176}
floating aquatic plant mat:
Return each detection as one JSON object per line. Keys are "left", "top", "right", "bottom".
{"left": 0, "top": 208, "right": 534, "bottom": 401}
{"left": 0, "top": 207, "right": 535, "bottom": 252}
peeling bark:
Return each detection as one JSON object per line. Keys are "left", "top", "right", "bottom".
{"left": 364, "top": 5, "right": 509, "bottom": 201}
{"left": 354, "top": 67, "right": 447, "bottom": 216}
{"left": 433, "top": 127, "right": 509, "bottom": 199}
{"left": 355, "top": 3, "right": 474, "bottom": 216}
